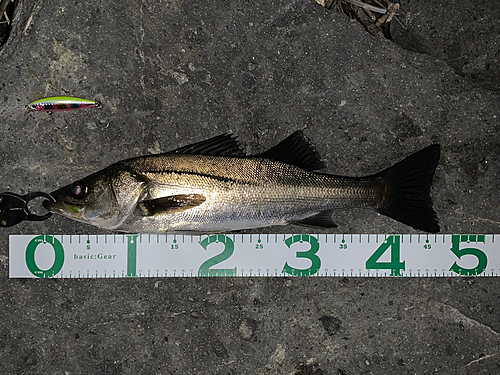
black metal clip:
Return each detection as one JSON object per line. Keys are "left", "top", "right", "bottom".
{"left": 0, "top": 192, "right": 55, "bottom": 227}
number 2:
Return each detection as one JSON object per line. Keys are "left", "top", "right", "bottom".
{"left": 198, "top": 235, "right": 237, "bottom": 276}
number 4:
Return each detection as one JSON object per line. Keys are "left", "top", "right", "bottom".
{"left": 366, "top": 235, "right": 405, "bottom": 276}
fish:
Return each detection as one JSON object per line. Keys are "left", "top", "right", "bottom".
{"left": 27, "top": 96, "right": 101, "bottom": 112}
{"left": 43, "top": 131, "right": 441, "bottom": 233}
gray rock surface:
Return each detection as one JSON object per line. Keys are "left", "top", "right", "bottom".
{"left": 0, "top": 0, "right": 499, "bottom": 374}
{"left": 391, "top": 0, "right": 500, "bottom": 91}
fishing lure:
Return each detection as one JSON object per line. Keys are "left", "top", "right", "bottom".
{"left": 26, "top": 96, "right": 101, "bottom": 112}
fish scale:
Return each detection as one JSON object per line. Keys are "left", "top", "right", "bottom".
{"left": 118, "top": 157, "right": 380, "bottom": 233}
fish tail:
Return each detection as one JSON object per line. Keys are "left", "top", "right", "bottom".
{"left": 375, "top": 144, "right": 440, "bottom": 233}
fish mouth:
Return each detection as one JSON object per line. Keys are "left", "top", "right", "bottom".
{"left": 43, "top": 199, "right": 83, "bottom": 218}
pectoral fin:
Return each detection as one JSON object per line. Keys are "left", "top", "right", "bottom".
{"left": 139, "top": 194, "right": 206, "bottom": 216}
{"left": 292, "top": 210, "right": 338, "bottom": 228}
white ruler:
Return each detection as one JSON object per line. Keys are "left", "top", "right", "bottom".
{"left": 8, "top": 234, "right": 500, "bottom": 278}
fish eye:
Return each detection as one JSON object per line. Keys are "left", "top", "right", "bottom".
{"left": 70, "top": 181, "right": 87, "bottom": 199}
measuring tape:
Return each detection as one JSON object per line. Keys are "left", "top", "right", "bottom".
{"left": 8, "top": 234, "right": 500, "bottom": 278}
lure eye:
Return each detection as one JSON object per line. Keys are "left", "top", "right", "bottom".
{"left": 70, "top": 181, "right": 87, "bottom": 199}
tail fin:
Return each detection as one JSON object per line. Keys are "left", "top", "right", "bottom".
{"left": 375, "top": 145, "right": 440, "bottom": 233}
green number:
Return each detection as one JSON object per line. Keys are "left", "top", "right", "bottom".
{"left": 126, "top": 235, "right": 138, "bottom": 277}
{"left": 255, "top": 244, "right": 263, "bottom": 249}
{"left": 449, "top": 235, "right": 487, "bottom": 276}
{"left": 198, "top": 235, "right": 237, "bottom": 276}
{"left": 339, "top": 244, "right": 347, "bottom": 249}
{"left": 282, "top": 235, "right": 321, "bottom": 276}
{"left": 365, "top": 235, "right": 405, "bottom": 276}
{"left": 26, "top": 235, "right": 65, "bottom": 278}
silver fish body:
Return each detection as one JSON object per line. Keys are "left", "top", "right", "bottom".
{"left": 44, "top": 131, "right": 440, "bottom": 233}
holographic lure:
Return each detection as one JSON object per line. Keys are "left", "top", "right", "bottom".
{"left": 27, "top": 96, "right": 101, "bottom": 112}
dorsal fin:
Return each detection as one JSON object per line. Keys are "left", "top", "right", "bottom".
{"left": 171, "top": 134, "right": 245, "bottom": 157}
{"left": 257, "top": 130, "right": 325, "bottom": 171}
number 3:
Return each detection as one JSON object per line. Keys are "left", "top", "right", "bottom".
{"left": 282, "top": 235, "right": 321, "bottom": 276}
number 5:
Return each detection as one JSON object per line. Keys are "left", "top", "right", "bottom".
{"left": 449, "top": 235, "right": 487, "bottom": 276}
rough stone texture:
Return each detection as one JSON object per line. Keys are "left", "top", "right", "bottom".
{"left": 391, "top": 0, "right": 500, "bottom": 91}
{"left": 0, "top": 0, "right": 499, "bottom": 374}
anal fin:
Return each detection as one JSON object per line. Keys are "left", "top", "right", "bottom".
{"left": 292, "top": 210, "right": 338, "bottom": 228}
